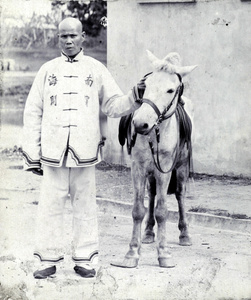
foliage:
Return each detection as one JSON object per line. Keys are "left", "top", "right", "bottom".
{"left": 51, "top": 0, "right": 107, "bottom": 37}
{"left": 3, "top": 1, "right": 107, "bottom": 49}
{"left": 3, "top": 13, "right": 58, "bottom": 49}
{"left": 67, "top": 0, "right": 107, "bottom": 37}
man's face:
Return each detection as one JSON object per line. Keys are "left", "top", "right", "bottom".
{"left": 58, "top": 22, "right": 84, "bottom": 56}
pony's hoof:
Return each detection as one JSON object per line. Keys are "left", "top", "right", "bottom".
{"left": 179, "top": 236, "right": 192, "bottom": 246}
{"left": 110, "top": 258, "right": 139, "bottom": 268}
{"left": 142, "top": 233, "right": 155, "bottom": 244}
{"left": 158, "top": 257, "right": 176, "bottom": 268}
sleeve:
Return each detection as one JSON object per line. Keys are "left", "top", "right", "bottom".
{"left": 97, "top": 63, "right": 141, "bottom": 118}
{"left": 22, "top": 66, "right": 45, "bottom": 170}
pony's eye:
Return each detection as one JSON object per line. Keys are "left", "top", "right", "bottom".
{"left": 167, "top": 89, "right": 174, "bottom": 94}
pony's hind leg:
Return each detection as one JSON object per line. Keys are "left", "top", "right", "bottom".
{"left": 142, "top": 175, "right": 156, "bottom": 244}
{"left": 175, "top": 166, "right": 192, "bottom": 246}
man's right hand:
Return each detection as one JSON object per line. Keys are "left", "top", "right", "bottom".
{"left": 134, "top": 72, "right": 153, "bottom": 101}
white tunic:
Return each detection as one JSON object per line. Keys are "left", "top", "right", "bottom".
{"left": 23, "top": 51, "right": 139, "bottom": 169}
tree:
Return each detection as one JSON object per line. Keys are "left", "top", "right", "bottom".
{"left": 51, "top": 0, "right": 107, "bottom": 37}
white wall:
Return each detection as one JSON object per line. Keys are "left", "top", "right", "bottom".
{"left": 105, "top": 0, "right": 251, "bottom": 177}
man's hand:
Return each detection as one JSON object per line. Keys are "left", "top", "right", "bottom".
{"left": 137, "top": 77, "right": 147, "bottom": 99}
{"left": 134, "top": 72, "right": 152, "bottom": 101}
{"left": 28, "top": 168, "right": 43, "bottom": 176}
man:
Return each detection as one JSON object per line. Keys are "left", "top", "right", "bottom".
{"left": 23, "top": 17, "right": 142, "bottom": 279}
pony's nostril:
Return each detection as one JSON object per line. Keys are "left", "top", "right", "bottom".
{"left": 133, "top": 120, "right": 149, "bottom": 134}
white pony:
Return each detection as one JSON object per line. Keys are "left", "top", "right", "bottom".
{"left": 115, "top": 50, "right": 197, "bottom": 268}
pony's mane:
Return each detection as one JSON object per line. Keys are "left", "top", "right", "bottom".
{"left": 150, "top": 52, "right": 181, "bottom": 74}
{"left": 153, "top": 61, "right": 178, "bottom": 74}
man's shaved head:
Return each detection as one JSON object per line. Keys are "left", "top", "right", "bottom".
{"left": 58, "top": 17, "right": 83, "bottom": 33}
{"left": 58, "top": 17, "right": 85, "bottom": 56}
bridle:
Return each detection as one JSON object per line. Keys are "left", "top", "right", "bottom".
{"left": 131, "top": 73, "right": 184, "bottom": 174}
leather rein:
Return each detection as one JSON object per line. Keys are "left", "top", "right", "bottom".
{"left": 132, "top": 73, "right": 184, "bottom": 174}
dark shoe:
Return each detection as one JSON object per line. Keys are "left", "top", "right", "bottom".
{"left": 33, "top": 265, "right": 56, "bottom": 279}
{"left": 74, "top": 265, "right": 96, "bottom": 278}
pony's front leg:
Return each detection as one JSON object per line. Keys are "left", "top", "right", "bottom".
{"left": 142, "top": 175, "right": 156, "bottom": 244}
{"left": 124, "top": 200, "right": 146, "bottom": 267}
{"left": 112, "top": 165, "right": 146, "bottom": 268}
{"left": 155, "top": 174, "right": 175, "bottom": 268}
{"left": 176, "top": 166, "right": 192, "bottom": 246}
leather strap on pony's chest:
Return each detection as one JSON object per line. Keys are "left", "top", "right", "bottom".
{"left": 148, "top": 109, "right": 180, "bottom": 174}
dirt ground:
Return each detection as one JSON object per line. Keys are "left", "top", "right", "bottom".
{"left": 0, "top": 47, "right": 251, "bottom": 299}
{"left": 0, "top": 153, "right": 251, "bottom": 300}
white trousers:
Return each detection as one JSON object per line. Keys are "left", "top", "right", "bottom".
{"left": 34, "top": 164, "right": 99, "bottom": 266}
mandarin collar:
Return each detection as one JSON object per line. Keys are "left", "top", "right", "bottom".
{"left": 61, "top": 49, "right": 85, "bottom": 63}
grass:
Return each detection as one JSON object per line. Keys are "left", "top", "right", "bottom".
{"left": 193, "top": 173, "right": 251, "bottom": 186}
{"left": 4, "top": 85, "right": 32, "bottom": 97}
{"left": 96, "top": 160, "right": 130, "bottom": 172}
{"left": 189, "top": 206, "right": 251, "bottom": 220}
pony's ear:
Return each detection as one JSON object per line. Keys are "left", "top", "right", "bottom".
{"left": 146, "top": 50, "right": 167, "bottom": 70}
{"left": 176, "top": 65, "right": 198, "bottom": 77}
{"left": 146, "top": 50, "right": 159, "bottom": 66}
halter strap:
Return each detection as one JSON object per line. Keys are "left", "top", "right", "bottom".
{"left": 140, "top": 98, "right": 162, "bottom": 117}
{"left": 138, "top": 73, "right": 183, "bottom": 125}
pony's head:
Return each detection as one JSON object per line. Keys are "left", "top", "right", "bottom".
{"left": 133, "top": 50, "right": 197, "bottom": 134}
